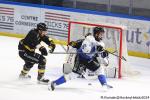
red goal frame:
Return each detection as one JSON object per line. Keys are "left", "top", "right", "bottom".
{"left": 68, "top": 21, "right": 123, "bottom": 78}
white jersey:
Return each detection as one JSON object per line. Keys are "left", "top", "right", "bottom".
{"left": 78, "top": 35, "right": 105, "bottom": 61}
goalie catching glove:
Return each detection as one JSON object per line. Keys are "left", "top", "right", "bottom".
{"left": 48, "top": 40, "right": 56, "bottom": 53}
{"left": 39, "top": 46, "right": 48, "bottom": 56}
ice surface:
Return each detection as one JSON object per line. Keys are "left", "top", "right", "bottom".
{"left": 0, "top": 36, "right": 150, "bottom": 100}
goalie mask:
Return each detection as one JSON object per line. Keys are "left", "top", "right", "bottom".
{"left": 93, "top": 27, "right": 105, "bottom": 41}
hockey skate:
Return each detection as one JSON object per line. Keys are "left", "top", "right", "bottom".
{"left": 48, "top": 81, "right": 55, "bottom": 91}
{"left": 37, "top": 77, "right": 49, "bottom": 85}
{"left": 19, "top": 73, "right": 31, "bottom": 80}
{"left": 105, "top": 84, "right": 113, "bottom": 88}
{"left": 102, "top": 83, "right": 113, "bottom": 92}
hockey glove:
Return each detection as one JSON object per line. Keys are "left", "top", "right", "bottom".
{"left": 101, "top": 50, "right": 109, "bottom": 58}
{"left": 68, "top": 41, "right": 77, "bottom": 47}
{"left": 39, "top": 46, "right": 48, "bottom": 56}
{"left": 49, "top": 41, "right": 56, "bottom": 53}
{"left": 97, "top": 45, "right": 103, "bottom": 52}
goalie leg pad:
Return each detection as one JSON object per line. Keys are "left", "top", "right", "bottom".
{"left": 105, "top": 67, "right": 117, "bottom": 78}
{"left": 63, "top": 63, "right": 73, "bottom": 74}
{"left": 63, "top": 48, "right": 77, "bottom": 74}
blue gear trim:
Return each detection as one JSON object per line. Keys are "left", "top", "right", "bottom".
{"left": 53, "top": 75, "right": 66, "bottom": 85}
{"left": 98, "top": 75, "right": 107, "bottom": 85}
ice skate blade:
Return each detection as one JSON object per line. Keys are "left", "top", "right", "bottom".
{"left": 37, "top": 81, "right": 49, "bottom": 85}
{"left": 19, "top": 75, "right": 31, "bottom": 80}
{"left": 48, "top": 82, "right": 55, "bottom": 91}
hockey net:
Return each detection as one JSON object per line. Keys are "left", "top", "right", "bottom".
{"left": 68, "top": 21, "right": 137, "bottom": 78}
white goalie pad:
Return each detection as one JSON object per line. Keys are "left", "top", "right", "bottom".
{"left": 83, "top": 66, "right": 117, "bottom": 79}
{"left": 63, "top": 47, "right": 77, "bottom": 74}
{"left": 83, "top": 65, "right": 105, "bottom": 80}
{"left": 63, "top": 63, "right": 73, "bottom": 74}
{"left": 97, "top": 54, "right": 117, "bottom": 78}
{"left": 82, "top": 69, "right": 98, "bottom": 80}
{"left": 104, "top": 67, "right": 117, "bottom": 78}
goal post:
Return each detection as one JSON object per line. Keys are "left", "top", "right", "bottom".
{"left": 67, "top": 21, "right": 128, "bottom": 78}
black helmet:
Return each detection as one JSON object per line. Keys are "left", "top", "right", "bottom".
{"left": 93, "top": 26, "right": 105, "bottom": 34}
{"left": 37, "top": 23, "right": 48, "bottom": 31}
{"left": 93, "top": 26, "right": 105, "bottom": 41}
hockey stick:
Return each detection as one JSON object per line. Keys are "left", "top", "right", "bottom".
{"left": 50, "top": 50, "right": 126, "bottom": 61}
{"left": 106, "top": 50, "right": 127, "bottom": 61}
{"left": 60, "top": 44, "right": 68, "bottom": 52}
{"left": 51, "top": 43, "right": 126, "bottom": 61}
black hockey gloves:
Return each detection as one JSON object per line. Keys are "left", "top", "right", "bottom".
{"left": 97, "top": 45, "right": 103, "bottom": 52}
{"left": 101, "top": 50, "right": 109, "bottom": 58}
{"left": 39, "top": 46, "right": 48, "bottom": 56}
{"left": 49, "top": 40, "right": 56, "bottom": 53}
{"left": 68, "top": 41, "right": 77, "bottom": 47}
{"left": 97, "top": 45, "right": 109, "bottom": 58}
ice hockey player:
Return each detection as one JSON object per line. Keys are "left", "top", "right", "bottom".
{"left": 48, "top": 26, "right": 113, "bottom": 91}
{"left": 18, "top": 23, "right": 56, "bottom": 84}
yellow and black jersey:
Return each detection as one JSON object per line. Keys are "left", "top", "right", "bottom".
{"left": 69, "top": 39, "right": 84, "bottom": 49}
{"left": 18, "top": 28, "right": 54, "bottom": 52}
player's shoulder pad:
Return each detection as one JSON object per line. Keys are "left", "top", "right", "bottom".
{"left": 85, "top": 35, "right": 95, "bottom": 43}
{"left": 30, "top": 28, "right": 36, "bottom": 32}
{"left": 29, "top": 28, "right": 37, "bottom": 35}
{"left": 76, "top": 39, "right": 84, "bottom": 43}
{"left": 85, "top": 33, "right": 92, "bottom": 37}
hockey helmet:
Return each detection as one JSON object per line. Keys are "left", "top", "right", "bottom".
{"left": 37, "top": 23, "right": 48, "bottom": 31}
{"left": 93, "top": 26, "right": 105, "bottom": 41}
